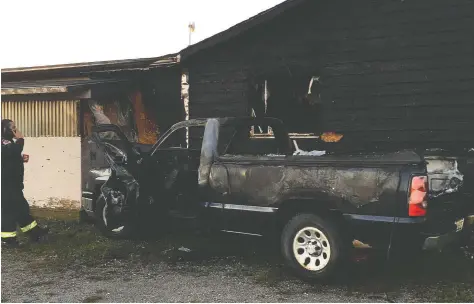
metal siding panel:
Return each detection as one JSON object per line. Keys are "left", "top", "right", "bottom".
{"left": 53, "top": 101, "right": 57, "bottom": 136}
{"left": 60, "top": 101, "right": 65, "bottom": 137}
{"left": 71, "top": 101, "right": 75, "bottom": 136}
{"left": 1, "top": 100, "right": 78, "bottom": 137}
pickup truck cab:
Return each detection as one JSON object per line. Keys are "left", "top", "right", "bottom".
{"left": 81, "top": 117, "right": 473, "bottom": 280}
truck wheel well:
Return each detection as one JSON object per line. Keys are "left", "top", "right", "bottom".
{"left": 276, "top": 200, "right": 346, "bottom": 233}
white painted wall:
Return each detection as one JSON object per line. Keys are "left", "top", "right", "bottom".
{"left": 22, "top": 137, "right": 81, "bottom": 209}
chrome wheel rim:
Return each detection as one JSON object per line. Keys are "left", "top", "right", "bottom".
{"left": 292, "top": 226, "right": 331, "bottom": 271}
{"left": 102, "top": 202, "right": 108, "bottom": 227}
{"left": 102, "top": 198, "right": 125, "bottom": 233}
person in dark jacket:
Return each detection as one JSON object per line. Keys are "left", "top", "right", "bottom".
{"left": 1, "top": 119, "right": 48, "bottom": 247}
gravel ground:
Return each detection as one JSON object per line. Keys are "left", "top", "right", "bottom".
{"left": 1, "top": 209, "right": 473, "bottom": 303}
{"left": 1, "top": 258, "right": 397, "bottom": 303}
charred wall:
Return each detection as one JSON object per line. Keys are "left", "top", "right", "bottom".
{"left": 142, "top": 67, "right": 184, "bottom": 134}
{"left": 185, "top": 0, "right": 474, "bottom": 152}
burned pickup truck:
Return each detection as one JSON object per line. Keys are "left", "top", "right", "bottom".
{"left": 81, "top": 117, "right": 473, "bottom": 280}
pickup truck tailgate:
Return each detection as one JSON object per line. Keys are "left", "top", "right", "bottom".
{"left": 424, "top": 155, "right": 474, "bottom": 234}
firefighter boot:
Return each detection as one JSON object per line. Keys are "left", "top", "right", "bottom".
{"left": 27, "top": 226, "right": 49, "bottom": 243}
{"left": 1, "top": 237, "right": 19, "bottom": 248}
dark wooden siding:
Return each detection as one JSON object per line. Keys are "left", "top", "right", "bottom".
{"left": 186, "top": 0, "right": 474, "bottom": 152}
{"left": 143, "top": 67, "right": 184, "bottom": 133}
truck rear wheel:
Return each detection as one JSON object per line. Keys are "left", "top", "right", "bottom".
{"left": 281, "top": 213, "right": 345, "bottom": 280}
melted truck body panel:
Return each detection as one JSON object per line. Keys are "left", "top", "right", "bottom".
{"left": 211, "top": 158, "right": 404, "bottom": 214}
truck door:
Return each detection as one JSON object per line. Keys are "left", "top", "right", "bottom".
{"left": 149, "top": 125, "right": 204, "bottom": 214}
{"left": 91, "top": 124, "right": 141, "bottom": 231}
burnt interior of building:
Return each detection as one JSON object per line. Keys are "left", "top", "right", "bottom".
{"left": 81, "top": 67, "right": 183, "bottom": 148}
{"left": 80, "top": 66, "right": 185, "bottom": 194}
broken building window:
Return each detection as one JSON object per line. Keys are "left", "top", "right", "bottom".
{"left": 83, "top": 97, "right": 137, "bottom": 142}
{"left": 130, "top": 90, "right": 159, "bottom": 145}
{"left": 248, "top": 72, "right": 322, "bottom": 139}
{"left": 81, "top": 90, "right": 160, "bottom": 145}
{"left": 222, "top": 120, "right": 291, "bottom": 156}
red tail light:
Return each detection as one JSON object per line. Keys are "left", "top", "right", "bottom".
{"left": 409, "top": 176, "right": 428, "bottom": 217}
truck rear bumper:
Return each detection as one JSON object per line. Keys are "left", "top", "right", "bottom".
{"left": 422, "top": 215, "right": 474, "bottom": 250}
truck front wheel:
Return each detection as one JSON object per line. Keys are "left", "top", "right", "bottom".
{"left": 281, "top": 213, "right": 345, "bottom": 280}
{"left": 94, "top": 194, "right": 134, "bottom": 239}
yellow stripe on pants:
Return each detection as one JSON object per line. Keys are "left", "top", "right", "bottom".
{"left": 20, "top": 220, "right": 37, "bottom": 233}
{"left": 1, "top": 231, "right": 17, "bottom": 238}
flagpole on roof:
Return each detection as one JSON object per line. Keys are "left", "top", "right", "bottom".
{"left": 188, "top": 22, "right": 195, "bottom": 46}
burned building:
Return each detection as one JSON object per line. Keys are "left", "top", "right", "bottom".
{"left": 180, "top": 0, "right": 474, "bottom": 153}
{"left": 1, "top": 54, "right": 182, "bottom": 208}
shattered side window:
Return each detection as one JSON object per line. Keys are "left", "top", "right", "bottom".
{"left": 158, "top": 127, "right": 187, "bottom": 149}
{"left": 159, "top": 126, "right": 206, "bottom": 150}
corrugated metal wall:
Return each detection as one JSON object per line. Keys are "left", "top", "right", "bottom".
{"left": 1, "top": 100, "right": 79, "bottom": 137}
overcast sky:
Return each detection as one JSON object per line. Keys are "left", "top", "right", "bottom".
{"left": 0, "top": 0, "right": 285, "bottom": 69}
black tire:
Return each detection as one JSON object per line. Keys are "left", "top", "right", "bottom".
{"left": 94, "top": 194, "right": 134, "bottom": 239}
{"left": 281, "top": 213, "right": 346, "bottom": 281}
